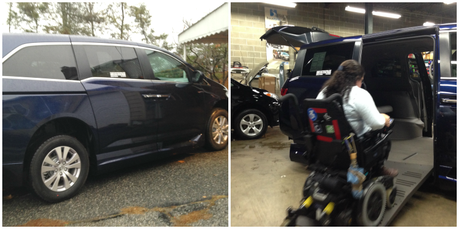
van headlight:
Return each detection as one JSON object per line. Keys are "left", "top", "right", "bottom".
{"left": 263, "top": 92, "right": 278, "bottom": 100}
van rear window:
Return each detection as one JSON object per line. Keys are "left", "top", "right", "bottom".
{"left": 302, "top": 42, "right": 354, "bottom": 76}
{"left": 3, "top": 45, "right": 78, "bottom": 80}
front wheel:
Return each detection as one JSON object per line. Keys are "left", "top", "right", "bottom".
{"left": 205, "top": 108, "right": 228, "bottom": 151}
{"left": 29, "top": 135, "right": 89, "bottom": 203}
{"left": 234, "top": 109, "right": 267, "bottom": 140}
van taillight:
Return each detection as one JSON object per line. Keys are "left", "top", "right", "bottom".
{"left": 281, "top": 88, "right": 288, "bottom": 96}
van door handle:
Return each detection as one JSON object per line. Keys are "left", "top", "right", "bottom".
{"left": 442, "top": 98, "right": 457, "bottom": 104}
{"left": 142, "top": 94, "right": 170, "bottom": 99}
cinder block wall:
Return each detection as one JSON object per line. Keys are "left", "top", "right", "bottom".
{"left": 231, "top": 3, "right": 456, "bottom": 70}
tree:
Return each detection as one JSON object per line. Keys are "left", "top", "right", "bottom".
{"left": 175, "top": 20, "right": 228, "bottom": 85}
{"left": 106, "top": 2, "right": 131, "bottom": 40}
{"left": 6, "top": 2, "right": 19, "bottom": 32}
{"left": 43, "top": 2, "right": 90, "bottom": 35}
{"left": 129, "top": 4, "right": 173, "bottom": 50}
{"left": 16, "top": 2, "right": 49, "bottom": 33}
{"left": 81, "top": 2, "right": 105, "bottom": 37}
{"left": 129, "top": 4, "right": 150, "bottom": 43}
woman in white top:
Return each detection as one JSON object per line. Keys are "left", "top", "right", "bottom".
{"left": 317, "top": 59, "right": 397, "bottom": 177}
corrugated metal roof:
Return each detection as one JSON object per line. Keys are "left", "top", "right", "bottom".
{"left": 178, "top": 3, "right": 228, "bottom": 44}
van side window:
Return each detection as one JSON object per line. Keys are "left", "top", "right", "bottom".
{"left": 375, "top": 58, "right": 402, "bottom": 78}
{"left": 450, "top": 32, "right": 456, "bottom": 77}
{"left": 3, "top": 45, "right": 78, "bottom": 80}
{"left": 301, "top": 42, "right": 354, "bottom": 76}
{"left": 84, "top": 46, "right": 144, "bottom": 79}
{"left": 143, "top": 49, "right": 189, "bottom": 82}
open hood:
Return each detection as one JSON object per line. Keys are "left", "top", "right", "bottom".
{"left": 260, "top": 26, "right": 340, "bottom": 50}
{"left": 247, "top": 62, "right": 269, "bottom": 86}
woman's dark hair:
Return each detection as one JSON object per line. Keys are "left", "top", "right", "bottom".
{"left": 321, "top": 59, "right": 365, "bottom": 100}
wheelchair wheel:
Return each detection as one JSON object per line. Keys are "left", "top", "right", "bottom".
{"left": 386, "top": 186, "right": 397, "bottom": 208}
{"left": 296, "top": 215, "right": 320, "bottom": 226}
{"left": 357, "top": 182, "right": 386, "bottom": 226}
{"left": 281, "top": 217, "right": 296, "bottom": 226}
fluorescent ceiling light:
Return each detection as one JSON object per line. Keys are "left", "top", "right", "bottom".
{"left": 345, "top": 6, "right": 365, "bottom": 14}
{"left": 264, "top": 2, "right": 297, "bottom": 8}
{"left": 423, "top": 22, "right": 435, "bottom": 26}
{"left": 345, "top": 6, "right": 401, "bottom": 19}
{"left": 444, "top": 1, "right": 456, "bottom": 4}
{"left": 373, "top": 11, "right": 401, "bottom": 19}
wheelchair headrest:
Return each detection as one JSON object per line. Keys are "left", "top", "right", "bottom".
{"left": 303, "top": 93, "right": 354, "bottom": 142}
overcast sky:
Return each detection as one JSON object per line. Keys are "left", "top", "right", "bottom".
{"left": 1, "top": 1, "right": 225, "bottom": 45}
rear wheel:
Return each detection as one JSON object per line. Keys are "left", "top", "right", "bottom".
{"left": 357, "top": 182, "right": 386, "bottom": 226}
{"left": 29, "top": 135, "right": 89, "bottom": 203}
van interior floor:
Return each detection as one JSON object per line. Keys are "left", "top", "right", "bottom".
{"left": 388, "top": 137, "right": 433, "bottom": 166}
{"left": 380, "top": 137, "right": 434, "bottom": 225}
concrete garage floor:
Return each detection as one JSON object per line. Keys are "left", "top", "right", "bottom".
{"left": 230, "top": 126, "right": 456, "bottom": 226}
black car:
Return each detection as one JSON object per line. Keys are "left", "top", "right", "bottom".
{"left": 231, "top": 78, "right": 280, "bottom": 139}
{"left": 3, "top": 33, "right": 228, "bottom": 202}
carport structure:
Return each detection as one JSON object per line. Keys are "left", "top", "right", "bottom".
{"left": 178, "top": 2, "right": 228, "bottom": 47}
{"left": 178, "top": 3, "right": 229, "bottom": 87}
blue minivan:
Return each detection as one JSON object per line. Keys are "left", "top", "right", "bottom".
{"left": 263, "top": 24, "right": 456, "bottom": 224}
{"left": 3, "top": 33, "right": 228, "bottom": 202}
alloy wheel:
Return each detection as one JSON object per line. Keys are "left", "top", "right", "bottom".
{"left": 212, "top": 115, "right": 228, "bottom": 145}
{"left": 240, "top": 114, "right": 264, "bottom": 136}
{"left": 41, "top": 146, "right": 82, "bottom": 192}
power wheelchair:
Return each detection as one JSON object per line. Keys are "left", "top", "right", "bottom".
{"left": 279, "top": 93, "right": 397, "bottom": 226}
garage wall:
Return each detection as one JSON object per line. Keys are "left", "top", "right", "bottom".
{"left": 231, "top": 3, "right": 456, "bottom": 70}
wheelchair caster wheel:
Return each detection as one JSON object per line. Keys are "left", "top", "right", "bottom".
{"left": 336, "top": 209, "right": 353, "bottom": 225}
{"left": 386, "top": 186, "right": 397, "bottom": 208}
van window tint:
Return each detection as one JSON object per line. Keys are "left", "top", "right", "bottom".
{"left": 450, "top": 32, "right": 456, "bottom": 77}
{"left": 302, "top": 42, "right": 354, "bottom": 76}
{"left": 84, "top": 46, "right": 144, "bottom": 79}
{"left": 3, "top": 45, "right": 78, "bottom": 80}
{"left": 375, "top": 58, "right": 402, "bottom": 78}
{"left": 143, "top": 49, "right": 189, "bottom": 82}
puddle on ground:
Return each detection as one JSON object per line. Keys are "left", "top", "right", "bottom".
{"left": 18, "top": 195, "right": 228, "bottom": 227}
{"left": 120, "top": 206, "right": 149, "bottom": 214}
{"left": 172, "top": 209, "right": 213, "bottom": 226}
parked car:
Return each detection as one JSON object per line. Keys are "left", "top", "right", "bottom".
{"left": 262, "top": 24, "right": 457, "bottom": 190}
{"left": 231, "top": 79, "right": 280, "bottom": 139}
{"left": 2, "top": 33, "right": 228, "bottom": 202}
{"left": 280, "top": 52, "right": 289, "bottom": 61}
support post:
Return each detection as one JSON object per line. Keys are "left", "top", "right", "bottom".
{"left": 365, "top": 3, "right": 373, "bottom": 34}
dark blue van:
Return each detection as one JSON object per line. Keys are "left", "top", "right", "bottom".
{"left": 269, "top": 24, "right": 456, "bottom": 189}
{"left": 2, "top": 33, "right": 228, "bottom": 202}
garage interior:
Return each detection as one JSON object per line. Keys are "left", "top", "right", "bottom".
{"left": 230, "top": 2, "right": 456, "bottom": 226}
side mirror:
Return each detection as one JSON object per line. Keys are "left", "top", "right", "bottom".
{"left": 192, "top": 71, "right": 204, "bottom": 83}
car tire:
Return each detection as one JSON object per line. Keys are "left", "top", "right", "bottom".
{"left": 29, "top": 135, "right": 89, "bottom": 203}
{"left": 205, "top": 108, "right": 228, "bottom": 151}
{"left": 235, "top": 109, "right": 268, "bottom": 140}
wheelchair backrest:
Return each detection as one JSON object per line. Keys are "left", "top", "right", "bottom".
{"left": 303, "top": 93, "right": 354, "bottom": 170}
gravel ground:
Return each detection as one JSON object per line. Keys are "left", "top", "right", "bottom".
{"left": 3, "top": 147, "right": 228, "bottom": 227}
